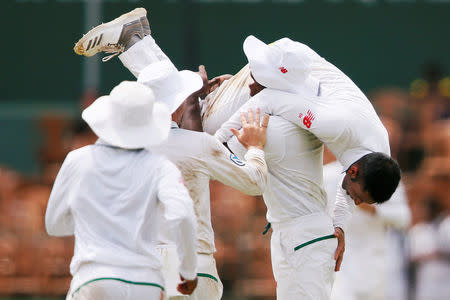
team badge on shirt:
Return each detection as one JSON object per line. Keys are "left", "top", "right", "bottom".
{"left": 230, "top": 154, "right": 245, "bottom": 166}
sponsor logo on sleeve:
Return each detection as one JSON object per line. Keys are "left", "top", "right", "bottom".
{"left": 298, "top": 109, "right": 315, "bottom": 129}
{"left": 279, "top": 67, "right": 288, "bottom": 74}
{"left": 230, "top": 154, "right": 245, "bottom": 166}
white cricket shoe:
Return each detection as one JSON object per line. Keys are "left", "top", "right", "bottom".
{"left": 74, "top": 7, "right": 147, "bottom": 61}
{"left": 140, "top": 15, "right": 151, "bottom": 36}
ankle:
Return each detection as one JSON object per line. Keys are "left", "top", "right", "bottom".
{"left": 125, "top": 34, "right": 142, "bottom": 51}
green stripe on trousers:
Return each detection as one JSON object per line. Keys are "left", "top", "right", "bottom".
{"left": 294, "top": 234, "right": 336, "bottom": 251}
{"left": 197, "top": 272, "right": 219, "bottom": 282}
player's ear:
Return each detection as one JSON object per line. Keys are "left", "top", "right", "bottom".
{"left": 347, "top": 165, "right": 359, "bottom": 180}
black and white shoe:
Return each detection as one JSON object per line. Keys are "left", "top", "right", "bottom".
{"left": 74, "top": 7, "right": 147, "bottom": 62}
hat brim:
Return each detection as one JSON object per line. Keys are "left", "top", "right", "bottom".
{"left": 243, "top": 35, "right": 320, "bottom": 97}
{"left": 82, "top": 96, "right": 171, "bottom": 149}
{"left": 243, "top": 35, "right": 274, "bottom": 68}
{"left": 160, "top": 70, "right": 203, "bottom": 113}
{"left": 243, "top": 35, "right": 278, "bottom": 88}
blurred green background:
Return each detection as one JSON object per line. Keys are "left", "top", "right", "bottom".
{"left": 1, "top": 0, "right": 449, "bottom": 174}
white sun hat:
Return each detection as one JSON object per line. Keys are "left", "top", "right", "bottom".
{"left": 137, "top": 60, "right": 204, "bottom": 113}
{"left": 243, "top": 35, "right": 319, "bottom": 96}
{"left": 82, "top": 81, "right": 171, "bottom": 149}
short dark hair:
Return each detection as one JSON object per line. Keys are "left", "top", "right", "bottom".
{"left": 358, "top": 152, "right": 401, "bottom": 204}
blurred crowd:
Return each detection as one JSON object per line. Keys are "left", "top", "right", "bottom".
{"left": 0, "top": 64, "right": 448, "bottom": 299}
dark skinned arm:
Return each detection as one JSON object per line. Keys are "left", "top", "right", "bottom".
{"left": 180, "top": 91, "right": 204, "bottom": 132}
{"left": 180, "top": 65, "right": 231, "bottom": 132}
{"left": 180, "top": 65, "right": 208, "bottom": 132}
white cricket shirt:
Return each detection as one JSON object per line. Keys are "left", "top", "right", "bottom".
{"left": 226, "top": 116, "right": 326, "bottom": 223}
{"left": 151, "top": 122, "right": 268, "bottom": 254}
{"left": 45, "top": 140, "right": 198, "bottom": 290}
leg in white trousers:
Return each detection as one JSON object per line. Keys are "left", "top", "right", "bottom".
{"left": 168, "top": 275, "right": 223, "bottom": 300}
{"left": 158, "top": 246, "right": 223, "bottom": 300}
{"left": 68, "top": 279, "right": 164, "bottom": 300}
{"left": 271, "top": 228, "right": 337, "bottom": 300}
{"left": 119, "top": 35, "right": 173, "bottom": 78}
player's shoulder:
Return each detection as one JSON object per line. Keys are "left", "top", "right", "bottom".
{"left": 65, "top": 144, "right": 94, "bottom": 162}
{"left": 172, "top": 128, "right": 212, "bottom": 148}
{"left": 261, "top": 87, "right": 298, "bottom": 100}
{"left": 173, "top": 127, "right": 207, "bottom": 138}
{"left": 152, "top": 152, "right": 180, "bottom": 174}
{"left": 59, "top": 145, "right": 96, "bottom": 173}
{"left": 140, "top": 147, "right": 168, "bottom": 164}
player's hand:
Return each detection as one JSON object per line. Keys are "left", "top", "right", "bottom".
{"left": 177, "top": 275, "right": 198, "bottom": 295}
{"left": 193, "top": 65, "right": 232, "bottom": 99}
{"left": 230, "top": 108, "right": 269, "bottom": 150}
{"left": 188, "top": 64, "right": 210, "bottom": 99}
{"left": 208, "top": 74, "right": 232, "bottom": 94}
{"left": 334, "top": 227, "right": 345, "bottom": 272}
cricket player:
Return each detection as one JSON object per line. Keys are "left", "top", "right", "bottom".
{"left": 45, "top": 81, "right": 198, "bottom": 299}
{"left": 323, "top": 152, "right": 410, "bottom": 300}
{"left": 216, "top": 35, "right": 401, "bottom": 206}
{"left": 210, "top": 35, "right": 401, "bottom": 299}
{"left": 73, "top": 8, "right": 270, "bottom": 300}
{"left": 323, "top": 116, "right": 410, "bottom": 300}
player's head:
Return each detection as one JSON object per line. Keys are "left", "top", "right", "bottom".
{"left": 249, "top": 73, "right": 266, "bottom": 97}
{"left": 342, "top": 152, "right": 401, "bottom": 205}
{"left": 137, "top": 60, "right": 203, "bottom": 124}
{"left": 82, "top": 81, "right": 171, "bottom": 149}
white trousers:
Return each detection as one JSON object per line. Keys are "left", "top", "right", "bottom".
{"left": 119, "top": 35, "right": 173, "bottom": 78}
{"left": 158, "top": 246, "right": 223, "bottom": 300}
{"left": 68, "top": 278, "right": 164, "bottom": 300}
{"left": 271, "top": 213, "right": 337, "bottom": 300}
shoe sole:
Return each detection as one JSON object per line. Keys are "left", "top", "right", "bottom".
{"left": 74, "top": 7, "right": 147, "bottom": 56}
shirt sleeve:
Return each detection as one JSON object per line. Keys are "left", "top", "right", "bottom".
{"left": 332, "top": 183, "right": 356, "bottom": 232}
{"left": 157, "top": 159, "right": 198, "bottom": 280}
{"left": 214, "top": 92, "right": 266, "bottom": 143}
{"left": 437, "top": 218, "right": 450, "bottom": 255}
{"left": 45, "top": 154, "right": 75, "bottom": 237}
{"left": 204, "top": 134, "right": 267, "bottom": 195}
{"left": 214, "top": 89, "right": 338, "bottom": 145}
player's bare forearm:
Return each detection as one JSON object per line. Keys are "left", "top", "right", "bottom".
{"left": 334, "top": 227, "right": 345, "bottom": 272}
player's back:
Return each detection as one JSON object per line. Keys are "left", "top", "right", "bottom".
{"left": 66, "top": 142, "right": 168, "bottom": 272}
{"left": 229, "top": 116, "right": 326, "bottom": 223}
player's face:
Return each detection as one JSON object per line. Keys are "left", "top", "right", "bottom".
{"left": 249, "top": 74, "right": 266, "bottom": 97}
{"left": 342, "top": 174, "right": 375, "bottom": 205}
